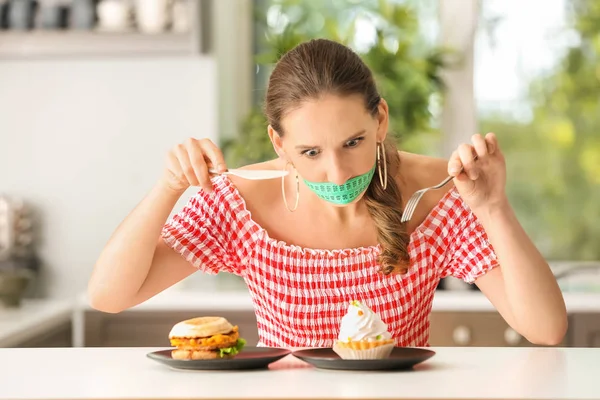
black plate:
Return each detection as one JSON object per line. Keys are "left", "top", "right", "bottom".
{"left": 147, "top": 347, "right": 291, "bottom": 370}
{"left": 292, "top": 347, "right": 435, "bottom": 371}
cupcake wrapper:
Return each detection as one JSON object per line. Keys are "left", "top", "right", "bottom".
{"left": 333, "top": 341, "right": 394, "bottom": 360}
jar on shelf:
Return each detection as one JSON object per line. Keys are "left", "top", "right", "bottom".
{"left": 8, "top": 0, "right": 38, "bottom": 30}
{"left": 71, "top": 0, "right": 96, "bottom": 30}
{"left": 171, "top": 0, "right": 190, "bottom": 33}
{"left": 134, "top": 0, "right": 171, "bottom": 34}
{"left": 96, "top": 0, "right": 133, "bottom": 32}
{"left": 38, "top": 1, "right": 70, "bottom": 30}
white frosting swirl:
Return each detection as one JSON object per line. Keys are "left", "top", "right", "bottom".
{"left": 337, "top": 300, "right": 392, "bottom": 342}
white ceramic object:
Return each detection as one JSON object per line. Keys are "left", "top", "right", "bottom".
{"left": 171, "top": 0, "right": 191, "bottom": 32}
{"left": 134, "top": 0, "right": 171, "bottom": 33}
{"left": 96, "top": 0, "right": 133, "bottom": 32}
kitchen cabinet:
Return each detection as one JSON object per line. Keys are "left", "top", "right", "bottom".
{"left": 428, "top": 311, "right": 568, "bottom": 347}
{"left": 569, "top": 313, "right": 600, "bottom": 347}
{"left": 9, "top": 309, "right": 600, "bottom": 348}
{"left": 83, "top": 310, "right": 259, "bottom": 347}
{"left": 9, "top": 309, "right": 599, "bottom": 348}
{"left": 13, "top": 321, "right": 72, "bottom": 348}
{"left": 80, "top": 309, "right": 579, "bottom": 348}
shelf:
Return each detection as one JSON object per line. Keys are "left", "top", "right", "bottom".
{"left": 0, "top": 31, "right": 199, "bottom": 59}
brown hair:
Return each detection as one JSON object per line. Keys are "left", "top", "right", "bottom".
{"left": 264, "top": 38, "right": 410, "bottom": 275}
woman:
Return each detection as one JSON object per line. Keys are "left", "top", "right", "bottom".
{"left": 88, "top": 39, "right": 567, "bottom": 348}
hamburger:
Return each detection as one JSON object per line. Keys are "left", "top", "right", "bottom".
{"left": 168, "top": 316, "right": 246, "bottom": 360}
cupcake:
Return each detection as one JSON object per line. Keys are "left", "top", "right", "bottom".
{"left": 332, "top": 300, "right": 395, "bottom": 360}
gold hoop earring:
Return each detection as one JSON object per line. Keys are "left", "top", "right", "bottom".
{"left": 377, "top": 142, "right": 388, "bottom": 190}
{"left": 282, "top": 162, "right": 299, "bottom": 212}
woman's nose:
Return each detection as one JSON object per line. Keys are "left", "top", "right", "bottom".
{"left": 326, "top": 160, "right": 352, "bottom": 186}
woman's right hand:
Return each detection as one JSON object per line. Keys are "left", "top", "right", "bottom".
{"left": 160, "top": 138, "right": 227, "bottom": 193}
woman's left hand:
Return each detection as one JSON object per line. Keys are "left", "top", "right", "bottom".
{"left": 448, "top": 132, "right": 508, "bottom": 214}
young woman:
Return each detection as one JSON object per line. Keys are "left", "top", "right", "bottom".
{"left": 88, "top": 39, "right": 567, "bottom": 348}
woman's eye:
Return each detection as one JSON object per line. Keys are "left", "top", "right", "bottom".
{"left": 345, "top": 137, "right": 364, "bottom": 148}
{"left": 302, "top": 149, "right": 320, "bottom": 158}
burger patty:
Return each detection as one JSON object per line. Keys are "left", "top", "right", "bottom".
{"left": 170, "top": 326, "right": 239, "bottom": 350}
{"left": 171, "top": 349, "right": 235, "bottom": 360}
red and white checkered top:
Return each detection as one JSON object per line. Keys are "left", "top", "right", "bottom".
{"left": 162, "top": 176, "right": 499, "bottom": 348}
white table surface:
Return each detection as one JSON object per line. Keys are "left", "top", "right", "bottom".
{"left": 0, "top": 346, "right": 599, "bottom": 400}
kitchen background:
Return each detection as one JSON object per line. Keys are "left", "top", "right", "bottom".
{"left": 0, "top": 0, "right": 599, "bottom": 349}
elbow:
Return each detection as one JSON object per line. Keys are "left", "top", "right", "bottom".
{"left": 525, "top": 317, "right": 568, "bottom": 346}
{"left": 89, "top": 302, "right": 124, "bottom": 314}
{"left": 87, "top": 283, "right": 127, "bottom": 314}
{"left": 529, "top": 333, "right": 566, "bottom": 347}
{"left": 88, "top": 294, "right": 125, "bottom": 314}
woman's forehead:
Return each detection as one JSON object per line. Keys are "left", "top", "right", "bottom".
{"left": 282, "top": 94, "right": 372, "bottom": 140}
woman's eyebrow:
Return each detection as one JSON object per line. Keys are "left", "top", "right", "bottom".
{"left": 294, "top": 129, "right": 367, "bottom": 150}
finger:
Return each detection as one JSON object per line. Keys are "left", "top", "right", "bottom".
{"left": 458, "top": 143, "right": 479, "bottom": 180}
{"left": 185, "top": 138, "right": 213, "bottom": 190}
{"left": 485, "top": 132, "right": 498, "bottom": 154}
{"left": 174, "top": 144, "right": 201, "bottom": 188}
{"left": 198, "top": 138, "right": 227, "bottom": 173}
{"left": 448, "top": 150, "right": 462, "bottom": 176}
{"left": 471, "top": 133, "right": 488, "bottom": 159}
{"left": 166, "top": 151, "right": 187, "bottom": 186}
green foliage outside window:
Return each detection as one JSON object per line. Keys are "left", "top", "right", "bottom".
{"left": 222, "top": 0, "right": 448, "bottom": 166}
{"left": 480, "top": 0, "right": 600, "bottom": 260}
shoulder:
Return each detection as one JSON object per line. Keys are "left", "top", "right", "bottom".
{"left": 185, "top": 159, "right": 281, "bottom": 214}
{"left": 396, "top": 151, "right": 453, "bottom": 231}
{"left": 179, "top": 159, "right": 284, "bottom": 233}
{"left": 225, "top": 158, "right": 283, "bottom": 201}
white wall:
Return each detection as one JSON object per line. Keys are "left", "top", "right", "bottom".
{"left": 0, "top": 57, "right": 217, "bottom": 299}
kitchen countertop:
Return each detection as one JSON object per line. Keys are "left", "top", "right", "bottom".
{"left": 0, "top": 299, "right": 72, "bottom": 347}
{"left": 77, "top": 288, "right": 600, "bottom": 313}
{"left": 0, "top": 346, "right": 598, "bottom": 400}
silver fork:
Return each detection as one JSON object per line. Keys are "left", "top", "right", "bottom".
{"left": 400, "top": 157, "right": 476, "bottom": 223}
{"left": 400, "top": 175, "right": 454, "bottom": 223}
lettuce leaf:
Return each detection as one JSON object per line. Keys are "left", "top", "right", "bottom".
{"left": 217, "top": 338, "right": 246, "bottom": 358}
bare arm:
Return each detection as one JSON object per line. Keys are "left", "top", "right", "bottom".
{"left": 88, "top": 182, "right": 196, "bottom": 313}
{"left": 474, "top": 204, "right": 567, "bottom": 345}
{"left": 448, "top": 133, "right": 567, "bottom": 345}
{"left": 88, "top": 138, "right": 227, "bottom": 313}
